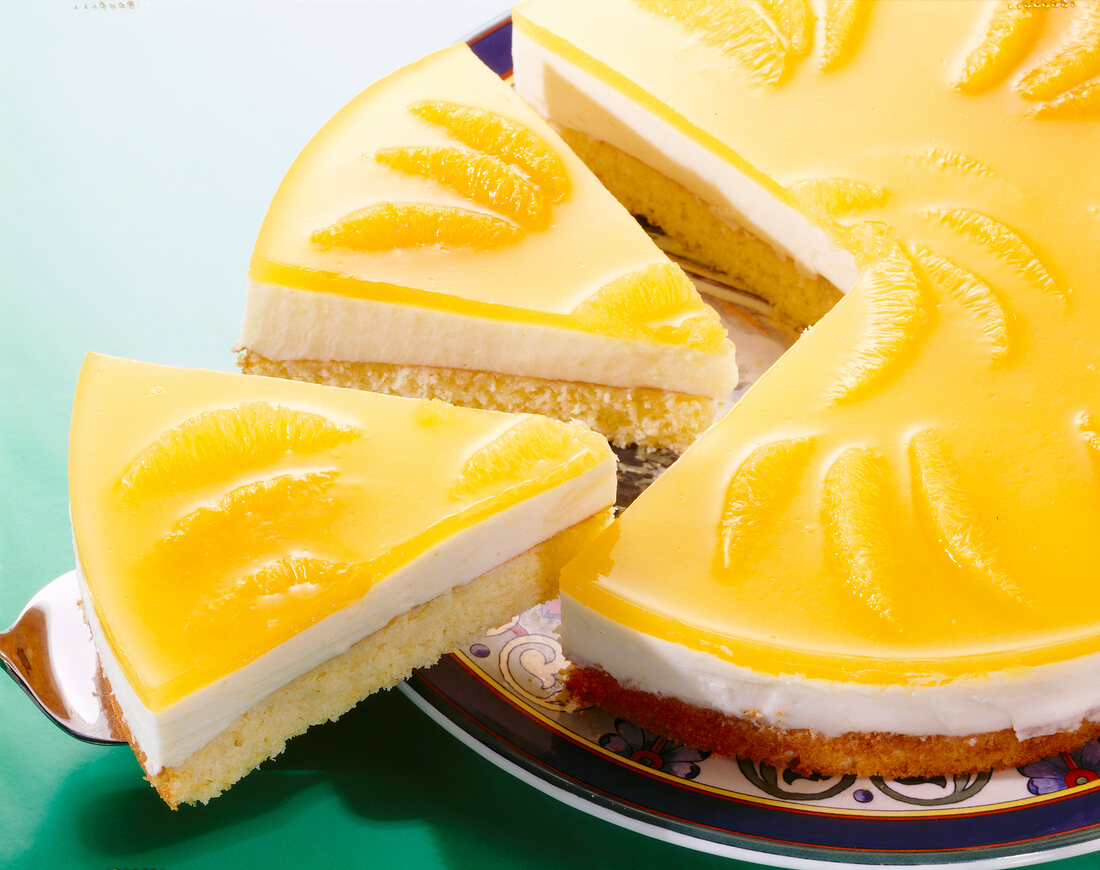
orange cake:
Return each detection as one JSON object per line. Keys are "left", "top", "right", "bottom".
{"left": 236, "top": 43, "right": 737, "bottom": 453}
{"left": 69, "top": 353, "right": 616, "bottom": 806}
{"left": 513, "top": 0, "right": 1100, "bottom": 776}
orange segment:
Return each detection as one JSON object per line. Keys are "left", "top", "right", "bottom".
{"left": 634, "top": 0, "right": 792, "bottom": 84}
{"left": 572, "top": 263, "right": 727, "bottom": 352}
{"left": 827, "top": 255, "right": 925, "bottom": 404}
{"left": 791, "top": 177, "right": 889, "bottom": 217}
{"left": 715, "top": 438, "right": 816, "bottom": 573}
{"left": 820, "top": 0, "right": 872, "bottom": 71}
{"left": 119, "top": 403, "right": 356, "bottom": 501}
{"left": 760, "top": 0, "right": 814, "bottom": 57}
{"left": 822, "top": 446, "right": 897, "bottom": 628}
{"left": 181, "top": 555, "right": 371, "bottom": 639}
{"left": 953, "top": 0, "right": 1043, "bottom": 94}
{"left": 1029, "top": 80, "right": 1100, "bottom": 120}
{"left": 311, "top": 203, "right": 523, "bottom": 251}
{"left": 374, "top": 145, "right": 548, "bottom": 229}
{"left": 158, "top": 472, "right": 338, "bottom": 570}
{"left": 893, "top": 147, "right": 999, "bottom": 181}
{"left": 910, "top": 244, "right": 1009, "bottom": 361}
{"left": 452, "top": 417, "right": 575, "bottom": 498}
{"left": 908, "top": 430, "right": 1026, "bottom": 606}
{"left": 408, "top": 100, "right": 570, "bottom": 202}
{"left": 1017, "top": 2, "right": 1100, "bottom": 101}
{"left": 924, "top": 207, "right": 1066, "bottom": 300}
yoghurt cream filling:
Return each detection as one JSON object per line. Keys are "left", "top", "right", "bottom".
{"left": 238, "top": 281, "right": 739, "bottom": 400}
{"left": 562, "top": 594, "right": 1100, "bottom": 741}
{"left": 511, "top": 28, "right": 861, "bottom": 294}
{"left": 80, "top": 462, "right": 615, "bottom": 773}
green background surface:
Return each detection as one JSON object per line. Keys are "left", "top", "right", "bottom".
{"left": 2, "top": 2, "right": 1100, "bottom": 869}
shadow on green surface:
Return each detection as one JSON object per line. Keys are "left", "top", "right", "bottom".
{"left": 66, "top": 684, "right": 739, "bottom": 870}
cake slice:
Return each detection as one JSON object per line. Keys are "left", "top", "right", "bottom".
{"left": 517, "top": 1, "right": 1100, "bottom": 776}
{"left": 69, "top": 353, "right": 616, "bottom": 806}
{"left": 236, "top": 43, "right": 737, "bottom": 453}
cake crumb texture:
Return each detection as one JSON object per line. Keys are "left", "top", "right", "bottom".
{"left": 238, "top": 351, "right": 714, "bottom": 453}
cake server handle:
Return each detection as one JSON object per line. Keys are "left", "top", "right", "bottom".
{"left": 0, "top": 571, "right": 125, "bottom": 745}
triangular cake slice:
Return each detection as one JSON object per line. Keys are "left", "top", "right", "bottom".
{"left": 236, "top": 43, "right": 737, "bottom": 453}
{"left": 70, "top": 353, "right": 616, "bottom": 806}
{"left": 519, "top": 1, "right": 1100, "bottom": 776}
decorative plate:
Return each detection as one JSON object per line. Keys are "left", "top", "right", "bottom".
{"left": 399, "top": 17, "right": 1100, "bottom": 868}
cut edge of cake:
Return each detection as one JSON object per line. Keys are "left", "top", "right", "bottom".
{"left": 94, "top": 509, "right": 611, "bottom": 808}
{"left": 237, "top": 350, "right": 717, "bottom": 454}
{"left": 70, "top": 353, "right": 619, "bottom": 806}
{"left": 554, "top": 126, "right": 843, "bottom": 330}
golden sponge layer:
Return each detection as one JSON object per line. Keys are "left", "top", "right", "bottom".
{"left": 556, "top": 126, "right": 842, "bottom": 329}
{"left": 238, "top": 351, "right": 714, "bottom": 454}
{"left": 567, "top": 665, "right": 1100, "bottom": 780}
{"left": 105, "top": 508, "right": 613, "bottom": 808}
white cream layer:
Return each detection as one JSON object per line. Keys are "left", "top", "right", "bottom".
{"left": 511, "top": 29, "right": 861, "bottom": 293}
{"left": 81, "top": 461, "right": 615, "bottom": 774}
{"left": 237, "top": 282, "right": 738, "bottom": 400}
{"left": 562, "top": 594, "right": 1100, "bottom": 740}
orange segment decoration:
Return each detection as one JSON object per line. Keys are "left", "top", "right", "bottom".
{"left": 374, "top": 145, "right": 550, "bottom": 230}
{"left": 119, "top": 403, "right": 356, "bottom": 500}
{"left": 953, "top": 1, "right": 1043, "bottom": 94}
{"left": 452, "top": 416, "right": 582, "bottom": 497}
{"left": 571, "top": 264, "right": 727, "bottom": 352}
{"left": 311, "top": 203, "right": 523, "bottom": 252}
{"left": 408, "top": 99, "right": 571, "bottom": 201}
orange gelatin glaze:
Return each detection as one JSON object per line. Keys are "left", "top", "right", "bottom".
{"left": 70, "top": 353, "right": 609, "bottom": 711}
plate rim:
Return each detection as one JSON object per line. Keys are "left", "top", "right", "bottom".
{"left": 401, "top": 660, "right": 1100, "bottom": 869}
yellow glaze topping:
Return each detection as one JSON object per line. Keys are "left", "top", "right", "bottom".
{"left": 522, "top": 0, "right": 1100, "bottom": 682}
{"left": 70, "top": 354, "right": 611, "bottom": 710}
{"left": 249, "top": 43, "right": 723, "bottom": 350}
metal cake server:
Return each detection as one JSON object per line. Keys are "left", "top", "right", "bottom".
{"left": 1, "top": 571, "right": 124, "bottom": 745}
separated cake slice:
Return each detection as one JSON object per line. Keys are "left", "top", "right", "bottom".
{"left": 69, "top": 353, "right": 616, "bottom": 806}
{"left": 519, "top": 1, "right": 1100, "bottom": 776}
{"left": 236, "top": 43, "right": 737, "bottom": 453}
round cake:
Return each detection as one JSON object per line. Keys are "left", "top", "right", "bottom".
{"left": 513, "top": 0, "right": 1100, "bottom": 776}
